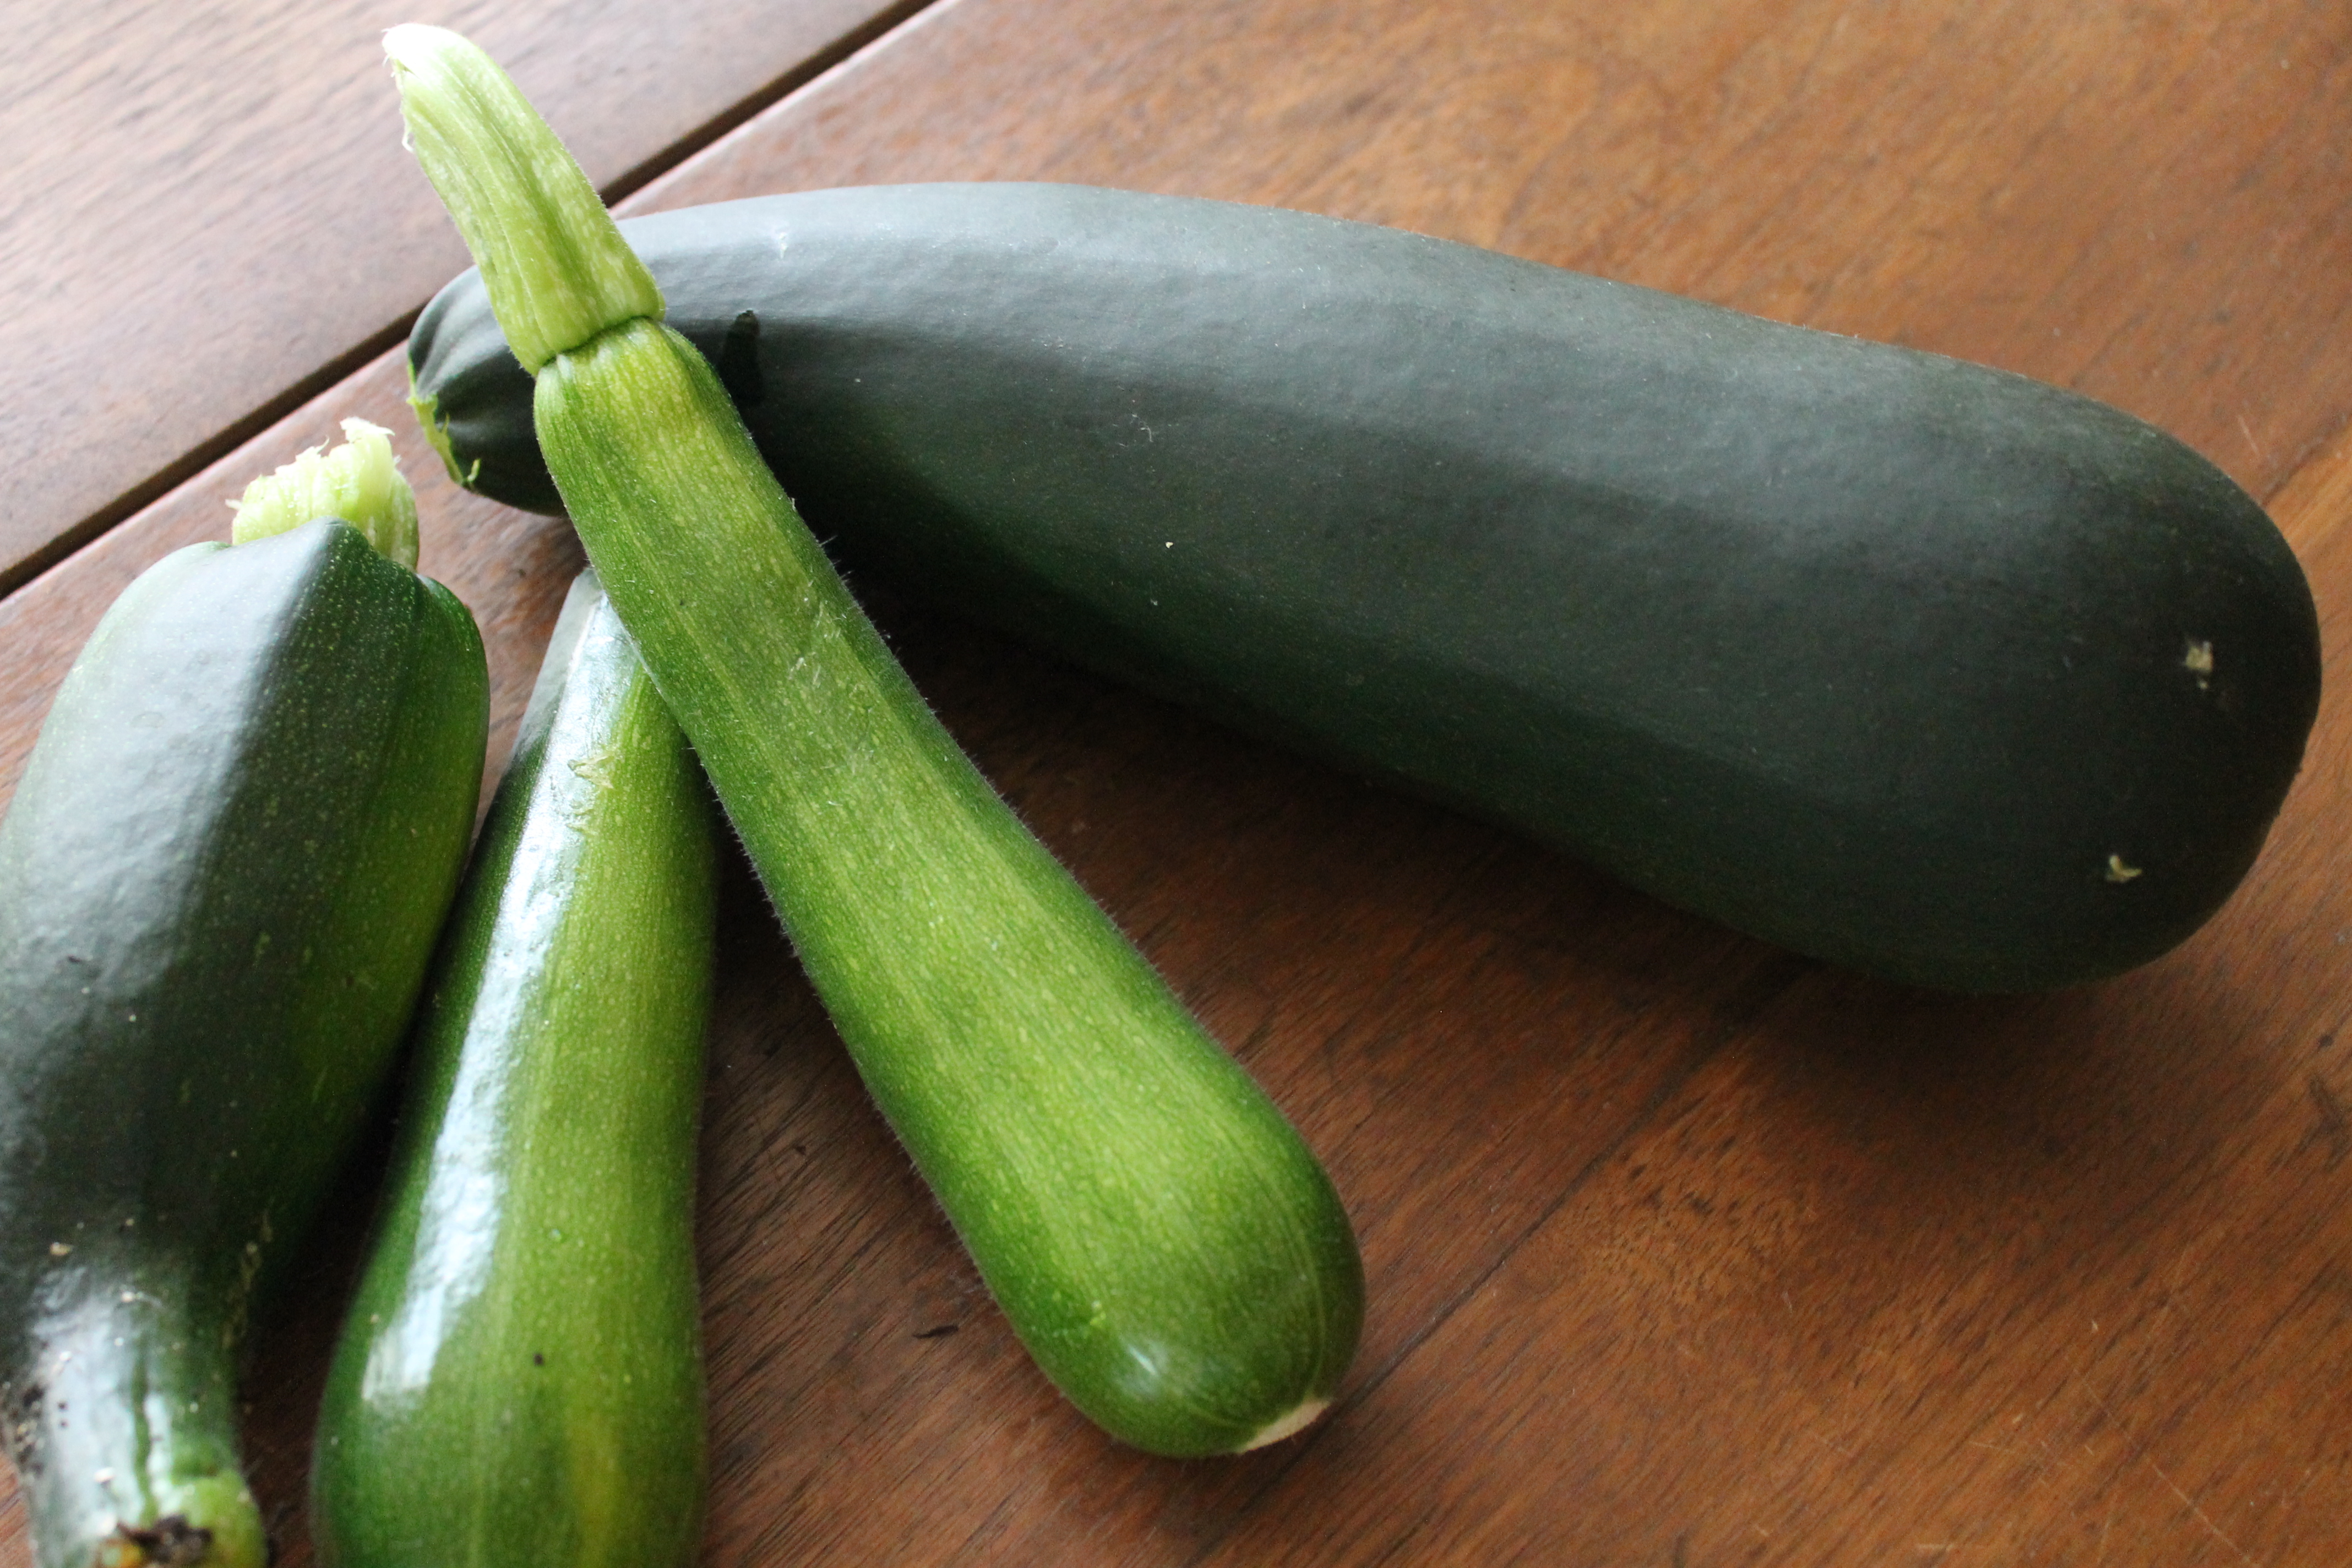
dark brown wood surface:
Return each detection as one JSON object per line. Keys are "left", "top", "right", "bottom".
{"left": 4, "top": 1, "right": 2351, "bottom": 1562}
{"left": 0, "top": 0, "right": 927, "bottom": 595}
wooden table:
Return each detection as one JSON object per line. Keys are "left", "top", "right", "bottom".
{"left": 7, "top": 2, "right": 2350, "bottom": 1561}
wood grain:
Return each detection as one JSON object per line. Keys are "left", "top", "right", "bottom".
{"left": 2, "top": 0, "right": 2350, "bottom": 1563}
{"left": 0, "top": 0, "right": 927, "bottom": 594}
{"left": 649, "top": 0, "right": 2352, "bottom": 507}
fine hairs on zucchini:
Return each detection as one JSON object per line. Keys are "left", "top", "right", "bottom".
{"left": 385, "top": 24, "right": 1363, "bottom": 1458}
{"left": 0, "top": 426, "right": 486, "bottom": 1568}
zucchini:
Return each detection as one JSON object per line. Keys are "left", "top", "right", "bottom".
{"left": 311, "top": 569, "right": 715, "bottom": 1568}
{"left": 386, "top": 26, "right": 1362, "bottom": 1459}
{"left": 0, "top": 427, "right": 487, "bottom": 1567}
{"left": 412, "top": 183, "right": 2324, "bottom": 992}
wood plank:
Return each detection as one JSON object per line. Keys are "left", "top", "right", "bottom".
{"left": 0, "top": 0, "right": 929, "bottom": 595}
{"left": 651, "top": 0, "right": 2352, "bottom": 500}
{"left": 3, "top": 0, "right": 2350, "bottom": 1564}
{"left": 1182, "top": 489, "right": 2352, "bottom": 1564}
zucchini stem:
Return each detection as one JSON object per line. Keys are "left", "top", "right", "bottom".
{"left": 228, "top": 417, "right": 419, "bottom": 569}
{"left": 383, "top": 25, "right": 659, "bottom": 372}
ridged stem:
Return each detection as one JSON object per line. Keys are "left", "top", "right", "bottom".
{"left": 228, "top": 418, "right": 419, "bottom": 569}
{"left": 383, "top": 24, "right": 658, "bottom": 373}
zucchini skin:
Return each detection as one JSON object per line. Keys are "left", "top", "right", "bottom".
{"left": 0, "top": 520, "right": 487, "bottom": 1568}
{"left": 311, "top": 571, "right": 715, "bottom": 1568}
{"left": 535, "top": 318, "right": 1363, "bottom": 1458}
{"left": 413, "top": 183, "right": 2323, "bottom": 992}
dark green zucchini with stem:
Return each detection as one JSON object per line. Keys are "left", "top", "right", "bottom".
{"left": 412, "top": 184, "right": 2325, "bottom": 993}
{"left": 385, "top": 24, "right": 1362, "bottom": 1459}
{"left": 311, "top": 569, "right": 715, "bottom": 1568}
{"left": 0, "top": 422, "right": 487, "bottom": 1568}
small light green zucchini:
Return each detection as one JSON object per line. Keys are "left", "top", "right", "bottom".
{"left": 385, "top": 24, "right": 1363, "bottom": 1458}
{"left": 0, "top": 426, "right": 487, "bottom": 1568}
{"left": 310, "top": 568, "right": 716, "bottom": 1568}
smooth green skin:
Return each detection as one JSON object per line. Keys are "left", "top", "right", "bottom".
{"left": 311, "top": 570, "right": 715, "bottom": 1568}
{"left": 0, "top": 521, "right": 487, "bottom": 1568}
{"left": 539, "top": 318, "right": 1363, "bottom": 1456}
{"left": 413, "top": 184, "right": 2326, "bottom": 992}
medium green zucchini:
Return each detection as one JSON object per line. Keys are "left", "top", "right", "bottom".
{"left": 413, "top": 183, "right": 2324, "bottom": 993}
{"left": 388, "top": 26, "right": 1362, "bottom": 1460}
{"left": 0, "top": 432, "right": 487, "bottom": 1567}
{"left": 311, "top": 569, "right": 715, "bottom": 1568}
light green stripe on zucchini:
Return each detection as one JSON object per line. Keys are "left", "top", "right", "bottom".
{"left": 387, "top": 23, "right": 1362, "bottom": 1456}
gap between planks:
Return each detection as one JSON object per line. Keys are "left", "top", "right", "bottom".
{"left": 0, "top": 0, "right": 949, "bottom": 606}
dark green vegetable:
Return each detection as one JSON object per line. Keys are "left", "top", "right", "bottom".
{"left": 413, "top": 182, "right": 2323, "bottom": 993}
{"left": 0, "top": 430, "right": 487, "bottom": 1568}
{"left": 312, "top": 569, "right": 715, "bottom": 1568}
{"left": 386, "top": 26, "right": 1361, "bottom": 1459}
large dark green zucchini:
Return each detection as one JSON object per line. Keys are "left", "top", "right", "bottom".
{"left": 312, "top": 569, "right": 715, "bottom": 1567}
{"left": 0, "top": 518, "right": 487, "bottom": 1567}
{"left": 412, "top": 182, "right": 2322, "bottom": 993}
